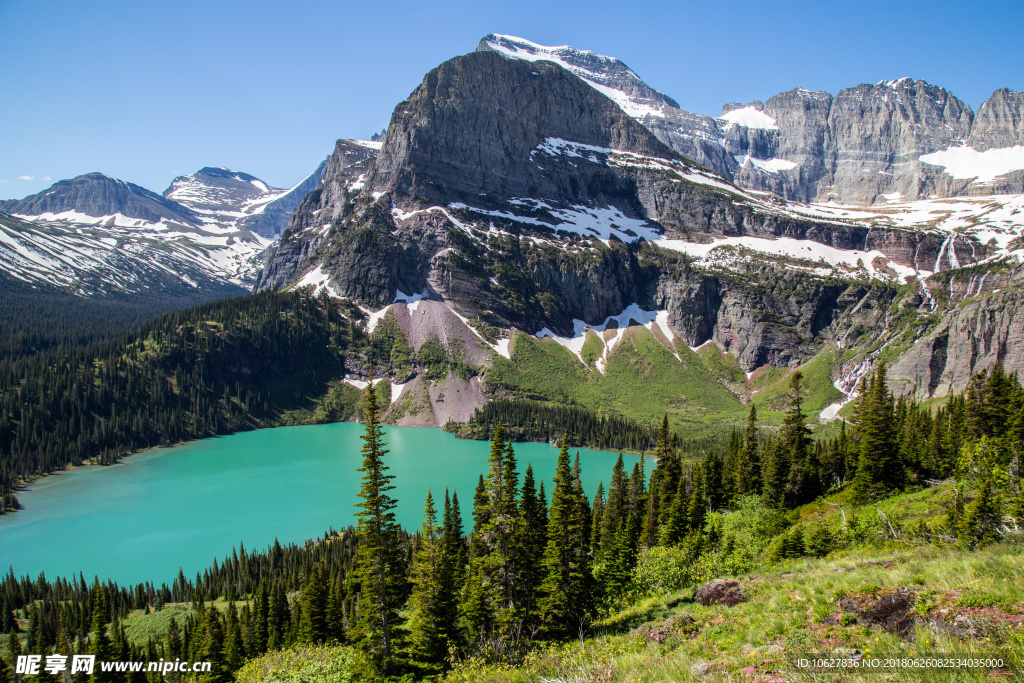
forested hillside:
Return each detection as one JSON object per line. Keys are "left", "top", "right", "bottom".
{"left": 0, "top": 291, "right": 357, "bottom": 512}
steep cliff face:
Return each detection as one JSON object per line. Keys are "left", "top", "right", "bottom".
{"left": 818, "top": 79, "right": 974, "bottom": 204}
{"left": 475, "top": 34, "right": 737, "bottom": 178}
{"left": 967, "top": 89, "right": 1024, "bottom": 151}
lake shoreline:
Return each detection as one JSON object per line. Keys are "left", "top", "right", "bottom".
{"left": 0, "top": 422, "right": 641, "bottom": 585}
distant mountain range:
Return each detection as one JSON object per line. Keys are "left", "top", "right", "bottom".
{"left": 0, "top": 157, "right": 333, "bottom": 294}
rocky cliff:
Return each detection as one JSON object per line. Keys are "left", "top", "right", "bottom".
{"left": 481, "top": 35, "right": 1024, "bottom": 206}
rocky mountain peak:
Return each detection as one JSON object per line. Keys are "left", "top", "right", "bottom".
{"left": 366, "top": 49, "right": 675, "bottom": 210}
{"left": 967, "top": 88, "right": 1024, "bottom": 152}
{"left": 0, "top": 172, "right": 200, "bottom": 225}
{"left": 477, "top": 34, "right": 681, "bottom": 115}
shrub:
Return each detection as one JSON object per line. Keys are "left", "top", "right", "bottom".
{"left": 234, "top": 644, "right": 366, "bottom": 683}
{"left": 632, "top": 545, "right": 696, "bottom": 594}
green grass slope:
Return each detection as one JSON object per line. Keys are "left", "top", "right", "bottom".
{"left": 484, "top": 327, "right": 747, "bottom": 435}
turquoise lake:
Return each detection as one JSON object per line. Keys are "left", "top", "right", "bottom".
{"left": 0, "top": 423, "right": 641, "bottom": 586}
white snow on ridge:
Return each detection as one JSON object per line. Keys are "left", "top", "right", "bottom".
{"left": 532, "top": 138, "right": 614, "bottom": 161}
{"left": 293, "top": 265, "right": 330, "bottom": 291}
{"left": 920, "top": 145, "right": 1024, "bottom": 184}
{"left": 350, "top": 140, "right": 384, "bottom": 150}
{"left": 483, "top": 34, "right": 671, "bottom": 121}
{"left": 735, "top": 155, "right": 798, "bottom": 173}
{"left": 450, "top": 200, "right": 660, "bottom": 243}
{"left": 720, "top": 106, "right": 779, "bottom": 130}
{"left": 656, "top": 235, "right": 920, "bottom": 284}
{"left": 534, "top": 304, "right": 679, "bottom": 374}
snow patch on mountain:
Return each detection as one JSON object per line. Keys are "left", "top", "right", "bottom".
{"left": 920, "top": 145, "right": 1024, "bottom": 184}
{"left": 350, "top": 140, "right": 384, "bottom": 150}
{"left": 450, "top": 200, "right": 660, "bottom": 243}
{"left": 656, "top": 235, "right": 922, "bottom": 284}
{"left": 735, "top": 155, "right": 798, "bottom": 173}
{"left": 720, "top": 106, "right": 779, "bottom": 130}
{"left": 481, "top": 34, "right": 675, "bottom": 121}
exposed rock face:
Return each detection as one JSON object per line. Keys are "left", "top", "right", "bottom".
{"left": 242, "top": 159, "right": 327, "bottom": 238}
{"left": 818, "top": 79, "right": 974, "bottom": 204}
{"left": 967, "top": 89, "right": 1024, "bottom": 151}
{"left": 1, "top": 173, "right": 200, "bottom": 224}
{"left": 366, "top": 51, "right": 671, "bottom": 206}
{"left": 255, "top": 140, "right": 380, "bottom": 294}
{"left": 891, "top": 271, "right": 1024, "bottom": 396}
{"left": 476, "top": 34, "right": 736, "bottom": 178}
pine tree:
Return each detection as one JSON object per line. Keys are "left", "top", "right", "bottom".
{"left": 517, "top": 466, "right": 547, "bottom": 623}
{"left": 761, "top": 438, "right": 788, "bottom": 508}
{"left": 199, "top": 610, "right": 228, "bottom": 683}
{"left": 88, "top": 583, "right": 116, "bottom": 683}
{"left": 298, "top": 563, "right": 329, "bottom": 643}
{"left": 349, "top": 373, "right": 405, "bottom": 675}
{"left": 959, "top": 475, "right": 1003, "bottom": 548}
{"left": 267, "top": 581, "right": 289, "bottom": 651}
{"left": 739, "top": 404, "right": 760, "bottom": 495}
{"left": 536, "top": 440, "right": 592, "bottom": 638}
{"left": 405, "top": 490, "right": 449, "bottom": 670}
{"left": 598, "top": 455, "right": 628, "bottom": 559}
{"left": 779, "top": 371, "right": 815, "bottom": 506}
{"left": 222, "top": 602, "right": 245, "bottom": 670}
{"left": 659, "top": 472, "right": 690, "bottom": 546}
{"left": 852, "top": 362, "right": 901, "bottom": 501}
{"left": 590, "top": 483, "right": 605, "bottom": 555}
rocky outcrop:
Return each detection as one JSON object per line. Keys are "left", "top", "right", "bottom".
{"left": 967, "top": 89, "right": 1024, "bottom": 151}
{"left": 818, "top": 79, "right": 974, "bottom": 204}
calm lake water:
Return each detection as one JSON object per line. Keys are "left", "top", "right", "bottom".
{"left": 0, "top": 423, "right": 640, "bottom": 586}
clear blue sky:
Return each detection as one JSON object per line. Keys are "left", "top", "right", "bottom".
{"left": 2, "top": 0, "right": 1022, "bottom": 200}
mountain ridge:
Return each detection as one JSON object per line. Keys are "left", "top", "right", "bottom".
{"left": 480, "top": 34, "right": 1024, "bottom": 205}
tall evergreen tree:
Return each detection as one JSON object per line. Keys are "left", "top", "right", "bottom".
{"left": 517, "top": 466, "right": 547, "bottom": 623}
{"left": 298, "top": 563, "right": 329, "bottom": 643}
{"left": 405, "top": 490, "right": 450, "bottom": 670}
{"left": 536, "top": 441, "right": 592, "bottom": 638}
{"left": 852, "top": 362, "right": 901, "bottom": 501}
{"left": 739, "top": 404, "right": 761, "bottom": 494}
{"left": 88, "top": 584, "right": 116, "bottom": 683}
{"left": 780, "top": 371, "right": 815, "bottom": 506}
{"left": 349, "top": 372, "right": 405, "bottom": 675}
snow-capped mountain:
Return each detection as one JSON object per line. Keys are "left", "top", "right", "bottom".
{"left": 257, "top": 38, "right": 1024, "bottom": 430}
{"left": 478, "top": 34, "right": 1024, "bottom": 205}
{"left": 0, "top": 172, "right": 272, "bottom": 294}
{"left": 163, "top": 163, "right": 328, "bottom": 238}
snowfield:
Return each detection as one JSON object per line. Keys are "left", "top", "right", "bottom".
{"left": 719, "top": 106, "right": 779, "bottom": 130}
{"left": 920, "top": 145, "right": 1024, "bottom": 184}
